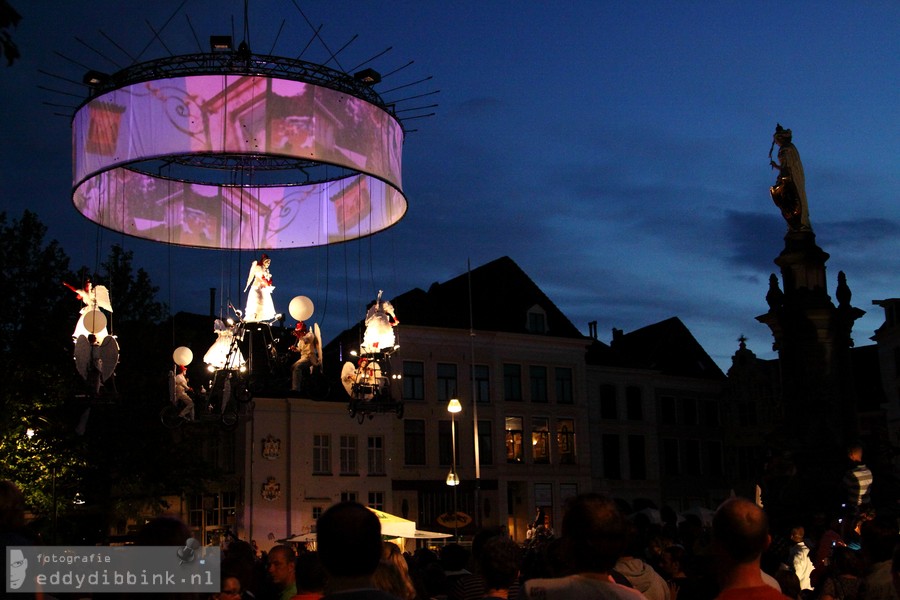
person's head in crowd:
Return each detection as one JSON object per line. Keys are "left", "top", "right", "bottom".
{"left": 659, "top": 545, "right": 687, "bottom": 579}
{"left": 478, "top": 535, "right": 521, "bottom": 592}
{"left": 847, "top": 443, "right": 863, "bottom": 463}
{"left": 472, "top": 526, "right": 508, "bottom": 561}
{"left": 558, "top": 493, "right": 629, "bottom": 574}
{"left": 373, "top": 542, "right": 417, "bottom": 600}
{"left": 267, "top": 545, "right": 297, "bottom": 591}
{"left": 712, "top": 498, "right": 770, "bottom": 566}
{"left": 317, "top": 501, "right": 382, "bottom": 580}
{"left": 215, "top": 575, "right": 242, "bottom": 599}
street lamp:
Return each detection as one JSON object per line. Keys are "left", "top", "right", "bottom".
{"left": 446, "top": 398, "right": 461, "bottom": 540}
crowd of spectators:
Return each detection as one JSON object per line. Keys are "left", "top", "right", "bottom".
{"left": 5, "top": 474, "right": 900, "bottom": 600}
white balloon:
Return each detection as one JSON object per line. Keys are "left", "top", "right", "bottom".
{"left": 289, "top": 296, "right": 314, "bottom": 321}
{"left": 83, "top": 309, "right": 107, "bottom": 334}
{"left": 173, "top": 346, "right": 193, "bottom": 366}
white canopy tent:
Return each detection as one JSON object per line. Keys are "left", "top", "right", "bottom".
{"left": 280, "top": 508, "right": 452, "bottom": 546}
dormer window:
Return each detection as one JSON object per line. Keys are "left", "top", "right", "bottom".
{"left": 526, "top": 305, "right": 547, "bottom": 334}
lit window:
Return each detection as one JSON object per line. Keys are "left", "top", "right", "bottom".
{"left": 532, "top": 417, "right": 550, "bottom": 463}
{"left": 557, "top": 419, "right": 576, "bottom": 464}
{"left": 505, "top": 416, "right": 524, "bottom": 463}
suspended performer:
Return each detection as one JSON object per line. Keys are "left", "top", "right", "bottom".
{"left": 243, "top": 254, "right": 277, "bottom": 322}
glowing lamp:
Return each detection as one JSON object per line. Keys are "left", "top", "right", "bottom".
{"left": 82, "top": 309, "right": 107, "bottom": 334}
{"left": 172, "top": 346, "right": 193, "bottom": 366}
{"left": 447, "top": 399, "right": 462, "bottom": 413}
{"left": 288, "top": 296, "right": 314, "bottom": 321}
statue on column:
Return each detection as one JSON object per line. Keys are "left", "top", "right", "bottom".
{"left": 769, "top": 124, "right": 811, "bottom": 232}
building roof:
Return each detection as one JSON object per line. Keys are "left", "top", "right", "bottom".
{"left": 378, "top": 256, "right": 586, "bottom": 339}
{"left": 589, "top": 316, "right": 725, "bottom": 380}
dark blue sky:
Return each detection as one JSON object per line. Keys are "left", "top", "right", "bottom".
{"left": 1, "top": 1, "right": 898, "bottom": 369}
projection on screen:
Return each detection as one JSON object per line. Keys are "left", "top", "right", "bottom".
{"left": 72, "top": 74, "right": 406, "bottom": 249}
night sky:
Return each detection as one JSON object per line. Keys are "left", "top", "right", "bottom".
{"left": 1, "top": 1, "right": 898, "bottom": 369}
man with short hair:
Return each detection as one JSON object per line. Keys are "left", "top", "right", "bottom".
{"left": 712, "top": 498, "right": 791, "bottom": 600}
{"left": 788, "top": 526, "right": 813, "bottom": 592}
{"left": 267, "top": 545, "right": 297, "bottom": 600}
{"left": 844, "top": 443, "right": 874, "bottom": 510}
{"left": 316, "top": 501, "right": 399, "bottom": 599}
{"left": 478, "top": 536, "right": 521, "bottom": 600}
{"left": 523, "top": 493, "right": 645, "bottom": 599}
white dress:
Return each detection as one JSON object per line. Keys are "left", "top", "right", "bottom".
{"left": 72, "top": 284, "right": 113, "bottom": 343}
{"left": 203, "top": 319, "right": 246, "bottom": 369}
{"left": 244, "top": 261, "right": 276, "bottom": 322}
{"left": 361, "top": 299, "right": 397, "bottom": 353}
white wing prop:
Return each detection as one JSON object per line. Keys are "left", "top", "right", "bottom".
{"left": 98, "top": 336, "right": 120, "bottom": 382}
{"left": 244, "top": 261, "right": 259, "bottom": 292}
{"left": 74, "top": 335, "right": 91, "bottom": 380}
{"left": 93, "top": 285, "right": 113, "bottom": 313}
{"left": 313, "top": 323, "right": 323, "bottom": 370}
{"left": 340, "top": 361, "right": 356, "bottom": 397}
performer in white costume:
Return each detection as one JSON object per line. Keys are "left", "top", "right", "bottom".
{"left": 172, "top": 365, "right": 195, "bottom": 420}
{"left": 203, "top": 318, "right": 245, "bottom": 369}
{"left": 243, "top": 254, "right": 277, "bottom": 322}
{"left": 66, "top": 279, "right": 113, "bottom": 343}
{"left": 360, "top": 290, "right": 399, "bottom": 354}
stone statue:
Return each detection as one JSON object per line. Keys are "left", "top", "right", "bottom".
{"left": 766, "top": 273, "right": 784, "bottom": 310}
{"left": 836, "top": 271, "right": 852, "bottom": 309}
{"left": 769, "top": 124, "right": 811, "bottom": 232}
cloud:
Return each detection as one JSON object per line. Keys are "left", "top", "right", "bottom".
{"left": 724, "top": 211, "right": 788, "bottom": 270}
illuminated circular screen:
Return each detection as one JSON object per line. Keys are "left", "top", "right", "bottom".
{"left": 72, "top": 74, "right": 406, "bottom": 249}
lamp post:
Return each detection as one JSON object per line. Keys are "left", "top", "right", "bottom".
{"left": 446, "top": 398, "right": 462, "bottom": 540}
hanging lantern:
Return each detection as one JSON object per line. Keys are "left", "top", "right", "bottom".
{"left": 82, "top": 309, "right": 107, "bottom": 334}
{"left": 172, "top": 346, "right": 193, "bottom": 366}
{"left": 289, "top": 296, "right": 314, "bottom": 321}
{"left": 72, "top": 56, "right": 409, "bottom": 250}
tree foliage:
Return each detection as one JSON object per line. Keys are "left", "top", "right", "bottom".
{"left": 0, "top": 212, "right": 215, "bottom": 542}
{"left": 0, "top": 210, "right": 74, "bottom": 362}
{"left": 92, "top": 244, "right": 168, "bottom": 325}
{"left": 0, "top": 1, "right": 20, "bottom": 66}
{"left": 0, "top": 211, "right": 85, "bottom": 532}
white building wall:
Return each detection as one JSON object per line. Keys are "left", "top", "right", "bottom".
{"left": 243, "top": 396, "right": 395, "bottom": 552}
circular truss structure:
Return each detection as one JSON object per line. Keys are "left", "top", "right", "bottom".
{"left": 72, "top": 51, "right": 407, "bottom": 250}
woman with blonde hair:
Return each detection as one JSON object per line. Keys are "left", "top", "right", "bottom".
{"left": 373, "top": 541, "right": 417, "bottom": 600}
